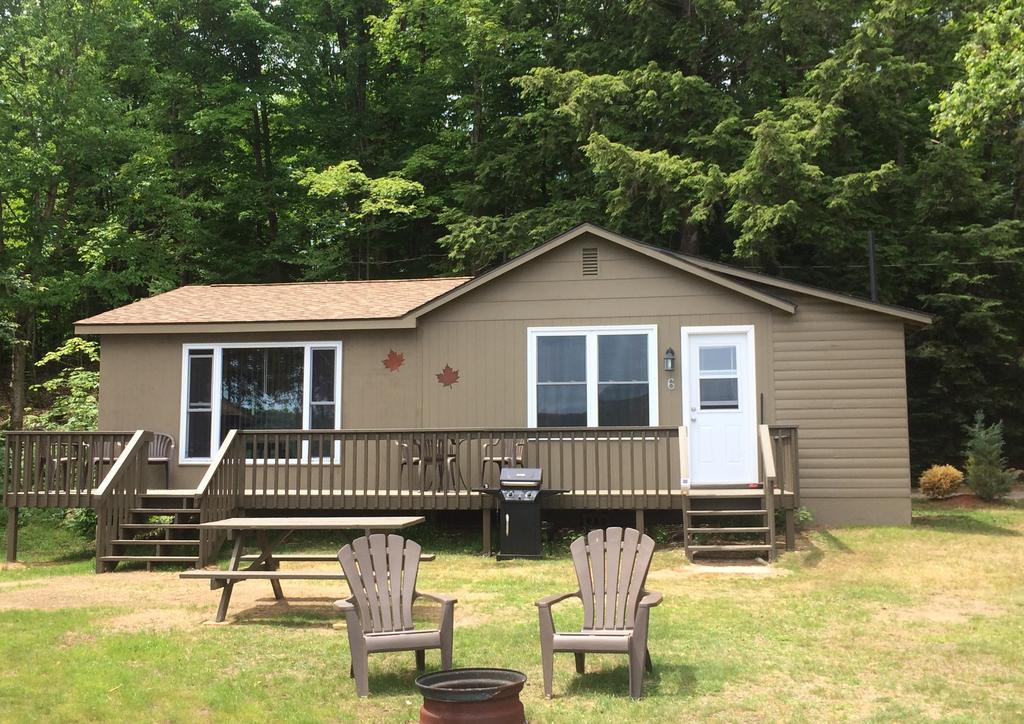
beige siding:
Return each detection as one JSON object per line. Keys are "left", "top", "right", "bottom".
{"left": 771, "top": 295, "right": 911, "bottom": 525}
{"left": 99, "top": 329, "right": 421, "bottom": 488}
{"left": 94, "top": 230, "right": 915, "bottom": 526}
{"left": 418, "top": 234, "right": 775, "bottom": 428}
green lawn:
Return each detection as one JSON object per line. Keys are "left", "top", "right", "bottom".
{"left": 2, "top": 502, "right": 1024, "bottom": 722}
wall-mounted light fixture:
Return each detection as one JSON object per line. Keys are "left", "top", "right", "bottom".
{"left": 663, "top": 347, "right": 675, "bottom": 372}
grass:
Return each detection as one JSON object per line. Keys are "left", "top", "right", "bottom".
{"left": 1, "top": 501, "right": 1024, "bottom": 722}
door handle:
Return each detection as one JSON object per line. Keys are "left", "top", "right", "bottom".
{"left": 505, "top": 513, "right": 510, "bottom": 536}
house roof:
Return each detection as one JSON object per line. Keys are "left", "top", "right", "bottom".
{"left": 75, "top": 223, "right": 931, "bottom": 335}
{"left": 75, "top": 277, "right": 471, "bottom": 332}
{"left": 407, "top": 223, "right": 932, "bottom": 326}
{"left": 663, "top": 250, "right": 933, "bottom": 326}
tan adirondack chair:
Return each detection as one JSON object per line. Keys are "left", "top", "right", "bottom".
{"left": 336, "top": 534, "right": 456, "bottom": 697}
{"left": 536, "top": 527, "right": 663, "bottom": 699}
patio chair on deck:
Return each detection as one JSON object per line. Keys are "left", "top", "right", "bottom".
{"left": 480, "top": 437, "right": 525, "bottom": 486}
{"left": 101, "top": 433, "right": 175, "bottom": 486}
{"left": 396, "top": 438, "right": 465, "bottom": 491}
{"left": 336, "top": 534, "right": 457, "bottom": 697}
{"left": 536, "top": 527, "right": 662, "bottom": 699}
{"left": 147, "top": 433, "right": 175, "bottom": 486}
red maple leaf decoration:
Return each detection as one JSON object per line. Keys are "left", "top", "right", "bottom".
{"left": 382, "top": 349, "right": 405, "bottom": 372}
{"left": 436, "top": 364, "right": 460, "bottom": 387}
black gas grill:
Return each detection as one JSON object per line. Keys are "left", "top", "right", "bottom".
{"left": 482, "top": 468, "right": 560, "bottom": 560}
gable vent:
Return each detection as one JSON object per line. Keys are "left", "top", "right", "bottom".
{"left": 581, "top": 247, "right": 599, "bottom": 276}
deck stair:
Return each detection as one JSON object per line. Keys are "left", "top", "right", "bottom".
{"left": 98, "top": 490, "right": 202, "bottom": 570}
{"left": 682, "top": 486, "right": 776, "bottom": 562}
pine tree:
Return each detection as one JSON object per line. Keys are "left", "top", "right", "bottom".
{"left": 963, "top": 412, "right": 1016, "bottom": 502}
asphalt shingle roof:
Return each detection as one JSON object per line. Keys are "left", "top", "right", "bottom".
{"left": 75, "top": 277, "right": 471, "bottom": 326}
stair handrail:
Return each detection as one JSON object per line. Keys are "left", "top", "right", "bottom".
{"left": 93, "top": 429, "right": 152, "bottom": 572}
{"left": 758, "top": 424, "right": 777, "bottom": 489}
{"left": 758, "top": 424, "right": 777, "bottom": 561}
{"left": 766, "top": 424, "right": 801, "bottom": 506}
{"left": 196, "top": 429, "right": 245, "bottom": 566}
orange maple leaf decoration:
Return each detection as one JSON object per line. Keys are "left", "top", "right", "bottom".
{"left": 382, "top": 350, "right": 405, "bottom": 372}
{"left": 436, "top": 364, "right": 460, "bottom": 387}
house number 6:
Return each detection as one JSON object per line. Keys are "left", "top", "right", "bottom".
{"left": 666, "top": 377, "right": 676, "bottom": 390}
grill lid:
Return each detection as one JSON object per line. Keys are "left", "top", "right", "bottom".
{"left": 499, "top": 467, "right": 542, "bottom": 487}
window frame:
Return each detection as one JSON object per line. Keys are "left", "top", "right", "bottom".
{"left": 526, "top": 325, "right": 659, "bottom": 428}
{"left": 178, "top": 341, "right": 343, "bottom": 464}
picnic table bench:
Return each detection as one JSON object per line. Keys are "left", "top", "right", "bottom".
{"left": 180, "top": 516, "right": 425, "bottom": 622}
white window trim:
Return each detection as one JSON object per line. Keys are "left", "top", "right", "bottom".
{"left": 179, "top": 341, "right": 343, "bottom": 465}
{"left": 526, "top": 325, "right": 659, "bottom": 428}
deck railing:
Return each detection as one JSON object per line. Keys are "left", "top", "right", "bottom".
{"left": 2, "top": 431, "right": 138, "bottom": 508}
{"left": 195, "top": 429, "right": 246, "bottom": 565}
{"left": 93, "top": 430, "right": 152, "bottom": 572}
{"left": 767, "top": 425, "right": 800, "bottom": 504}
{"left": 225, "top": 427, "right": 682, "bottom": 511}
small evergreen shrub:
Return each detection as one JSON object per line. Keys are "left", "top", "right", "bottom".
{"left": 918, "top": 464, "right": 964, "bottom": 499}
{"left": 964, "top": 412, "right": 1015, "bottom": 502}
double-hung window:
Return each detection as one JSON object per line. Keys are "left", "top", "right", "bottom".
{"left": 180, "top": 342, "right": 342, "bottom": 463}
{"left": 528, "top": 326, "right": 658, "bottom": 427}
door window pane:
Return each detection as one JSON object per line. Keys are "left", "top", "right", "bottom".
{"left": 598, "top": 334, "right": 648, "bottom": 382}
{"left": 699, "top": 346, "right": 737, "bottom": 374}
{"left": 537, "top": 384, "right": 587, "bottom": 426}
{"left": 598, "top": 383, "right": 649, "bottom": 426}
{"left": 537, "top": 336, "right": 586, "bottom": 382}
{"left": 699, "top": 378, "right": 739, "bottom": 409}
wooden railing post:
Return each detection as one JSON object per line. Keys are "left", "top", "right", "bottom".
{"left": 5, "top": 507, "right": 16, "bottom": 563}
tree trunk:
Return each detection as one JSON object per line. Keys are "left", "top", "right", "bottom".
{"left": 679, "top": 221, "right": 700, "bottom": 256}
{"left": 9, "top": 311, "right": 32, "bottom": 430}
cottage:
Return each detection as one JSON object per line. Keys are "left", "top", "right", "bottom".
{"left": 4, "top": 224, "right": 930, "bottom": 568}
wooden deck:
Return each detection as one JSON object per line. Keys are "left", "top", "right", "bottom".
{"left": 3, "top": 425, "right": 800, "bottom": 568}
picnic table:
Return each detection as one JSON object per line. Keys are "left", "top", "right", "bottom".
{"left": 180, "top": 516, "right": 426, "bottom": 622}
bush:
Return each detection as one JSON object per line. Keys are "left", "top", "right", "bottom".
{"left": 964, "top": 412, "right": 1016, "bottom": 502}
{"left": 919, "top": 464, "right": 964, "bottom": 499}
{"left": 60, "top": 508, "right": 97, "bottom": 538}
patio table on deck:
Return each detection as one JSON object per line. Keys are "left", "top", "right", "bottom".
{"left": 180, "top": 516, "right": 425, "bottom": 622}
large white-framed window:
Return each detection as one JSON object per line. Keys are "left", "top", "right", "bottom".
{"left": 527, "top": 325, "right": 659, "bottom": 427}
{"left": 179, "top": 341, "right": 343, "bottom": 463}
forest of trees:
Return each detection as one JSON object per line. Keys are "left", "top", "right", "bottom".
{"left": 1, "top": 0, "right": 1021, "bottom": 470}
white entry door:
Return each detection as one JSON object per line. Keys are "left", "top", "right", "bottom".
{"left": 683, "top": 328, "right": 757, "bottom": 484}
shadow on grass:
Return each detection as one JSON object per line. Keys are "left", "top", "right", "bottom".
{"left": 562, "top": 660, "right": 698, "bottom": 698}
{"left": 230, "top": 596, "right": 342, "bottom": 627}
{"left": 912, "top": 515, "right": 1021, "bottom": 537}
{"left": 358, "top": 667, "right": 436, "bottom": 696}
{"left": 802, "top": 529, "right": 853, "bottom": 568}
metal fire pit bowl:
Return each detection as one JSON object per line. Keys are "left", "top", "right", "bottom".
{"left": 415, "top": 668, "right": 527, "bottom": 723}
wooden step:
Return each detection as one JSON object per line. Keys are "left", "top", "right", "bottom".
{"left": 685, "top": 489, "right": 765, "bottom": 498}
{"left": 686, "top": 509, "right": 767, "bottom": 516}
{"left": 99, "top": 555, "right": 200, "bottom": 563}
{"left": 112, "top": 539, "right": 198, "bottom": 546}
{"left": 688, "top": 526, "right": 770, "bottom": 534}
{"left": 143, "top": 489, "right": 200, "bottom": 497}
{"left": 131, "top": 508, "right": 199, "bottom": 515}
{"left": 121, "top": 523, "right": 200, "bottom": 530}
{"left": 686, "top": 544, "right": 774, "bottom": 552}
